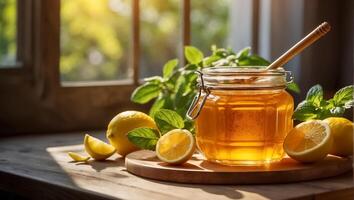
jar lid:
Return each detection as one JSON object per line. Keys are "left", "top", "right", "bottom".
{"left": 200, "top": 66, "right": 290, "bottom": 89}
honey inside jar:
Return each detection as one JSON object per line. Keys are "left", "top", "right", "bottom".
{"left": 189, "top": 67, "right": 294, "bottom": 165}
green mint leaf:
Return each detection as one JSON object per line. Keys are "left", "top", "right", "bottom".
{"left": 333, "top": 85, "right": 353, "bottom": 106}
{"left": 175, "top": 92, "right": 196, "bottom": 117}
{"left": 175, "top": 71, "right": 197, "bottom": 99}
{"left": 292, "top": 101, "right": 318, "bottom": 121}
{"left": 184, "top": 46, "right": 204, "bottom": 64}
{"left": 184, "top": 64, "right": 199, "bottom": 70}
{"left": 344, "top": 100, "right": 354, "bottom": 109}
{"left": 237, "top": 55, "right": 270, "bottom": 66}
{"left": 154, "top": 109, "right": 184, "bottom": 134}
{"left": 149, "top": 95, "right": 165, "bottom": 117}
{"left": 165, "top": 70, "right": 181, "bottom": 91}
{"left": 286, "top": 82, "right": 301, "bottom": 94}
{"left": 305, "top": 84, "right": 323, "bottom": 106}
{"left": 144, "top": 76, "right": 163, "bottom": 84}
{"left": 163, "top": 59, "right": 179, "bottom": 78}
{"left": 203, "top": 55, "right": 221, "bottom": 66}
{"left": 127, "top": 128, "right": 159, "bottom": 150}
{"left": 131, "top": 82, "right": 161, "bottom": 104}
{"left": 236, "top": 47, "right": 251, "bottom": 59}
{"left": 329, "top": 107, "right": 346, "bottom": 116}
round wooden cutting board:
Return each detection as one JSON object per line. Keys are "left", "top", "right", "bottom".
{"left": 125, "top": 150, "right": 353, "bottom": 184}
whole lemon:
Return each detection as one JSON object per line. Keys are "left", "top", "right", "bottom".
{"left": 106, "top": 111, "right": 156, "bottom": 156}
{"left": 323, "top": 117, "right": 354, "bottom": 157}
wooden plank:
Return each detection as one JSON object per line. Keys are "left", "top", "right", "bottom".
{"left": 315, "top": 188, "right": 354, "bottom": 200}
{"left": 0, "top": 132, "right": 353, "bottom": 200}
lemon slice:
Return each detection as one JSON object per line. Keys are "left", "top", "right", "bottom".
{"left": 84, "top": 134, "right": 116, "bottom": 160}
{"left": 156, "top": 129, "right": 196, "bottom": 165}
{"left": 284, "top": 120, "right": 332, "bottom": 163}
{"left": 68, "top": 152, "right": 90, "bottom": 162}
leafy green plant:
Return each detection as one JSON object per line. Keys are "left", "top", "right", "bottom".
{"left": 131, "top": 45, "right": 300, "bottom": 133}
{"left": 293, "top": 85, "right": 353, "bottom": 121}
{"left": 127, "top": 109, "right": 185, "bottom": 150}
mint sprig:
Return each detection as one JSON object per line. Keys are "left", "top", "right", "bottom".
{"left": 293, "top": 85, "right": 353, "bottom": 121}
{"left": 127, "top": 109, "right": 185, "bottom": 150}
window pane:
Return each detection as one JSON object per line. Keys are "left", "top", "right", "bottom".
{"left": 0, "top": 0, "right": 17, "bottom": 67}
{"left": 60, "top": 0, "right": 131, "bottom": 82}
{"left": 140, "top": 0, "right": 180, "bottom": 78}
{"left": 191, "top": 0, "right": 230, "bottom": 55}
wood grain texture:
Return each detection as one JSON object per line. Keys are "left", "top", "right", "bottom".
{"left": 125, "top": 150, "right": 352, "bottom": 185}
{"left": 0, "top": 132, "right": 353, "bottom": 200}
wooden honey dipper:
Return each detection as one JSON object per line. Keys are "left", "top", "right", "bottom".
{"left": 267, "top": 21, "right": 331, "bottom": 70}
{"left": 239, "top": 22, "right": 331, "bottom": 84}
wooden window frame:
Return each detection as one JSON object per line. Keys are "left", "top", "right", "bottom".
{"left": 0, "top": 0, "right": 192, "bottom": 134}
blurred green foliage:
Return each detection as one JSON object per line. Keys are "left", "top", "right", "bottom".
{"left": 60, "top": 0, "right": 131, "bottom": 81}
{"left": 0, "top": 0, "right": 230, "bottom": 80}
{"left": 140, "top": 0, "right": 180, "bottom": 78}
{"left": 191, "top": 0, "right": 230, "bottom": 55}
{"left": 0, "top": 0, "right": 16, "bottom": 66}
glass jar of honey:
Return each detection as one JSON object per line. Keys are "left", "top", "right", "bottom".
{"left": 187, "top": 67, "right": 294, "bottom": 165}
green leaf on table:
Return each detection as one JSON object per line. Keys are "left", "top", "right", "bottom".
{"left": 131, "top": 82, "right": 161, "bottom": 104}
{"left": 163, "top": 59, "right": 179, "bottom": 78}
{"left": 305, "top": 84, "right": 323, "bottom": 106}
{"left": 127, "top": 128, "right": 160, "bottom": 150}
{"left": 154, "top": 109, "right": 184, "bottom": 134}
{"left": 333, "top": 85, "right": 353, "bottom": 106}
{"left": 237, "top": 55, "right": 270, "bottom": 66}
{"left": 286, "top": 82, "right": 301, "bottom": 94}
{"left": 184, "top": 46, "right": 204, "bottom": 64}
{"left": 292, "top": 101, "right": 318, "bottom": 121}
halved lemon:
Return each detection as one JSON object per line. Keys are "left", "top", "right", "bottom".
{"left": 84, "top": 134, "right": 116, "bottom": 160}
{"left": 284, "top": 120, "right": 332, "bottom": 163}
{"left": 68, "top": 152, "right": 90, "bottom": 162}
{"left": 156, "top": 129, "right": 196, "bottom": 165}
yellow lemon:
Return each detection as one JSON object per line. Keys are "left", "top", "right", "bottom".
{"left": 323, "top": 117, "right": 353, "bottom": 157}
{"left": 156, "top": 129, "right": 196, "bottom": 165}
{"left": 68, "top": 152, "right": 90, "bottom": 162}
{"left": 84, "top": 134, "right": 116, "bottom": 160}
{"left": 106, "top": 111, "right": 156, "bottom": 156}
{"left": 284, "top": 120, "right": 332, "bottom": 163}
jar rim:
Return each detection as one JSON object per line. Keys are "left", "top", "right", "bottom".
{"left": 202, "top": 66, "right": 286, "bottom": 76}
{"left": 199, "top": 66, "right": 290, "bottom": 90}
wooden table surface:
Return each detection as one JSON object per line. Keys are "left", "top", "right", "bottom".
{"left": 0, "top": 132, "right": 353, "bottom": 200}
